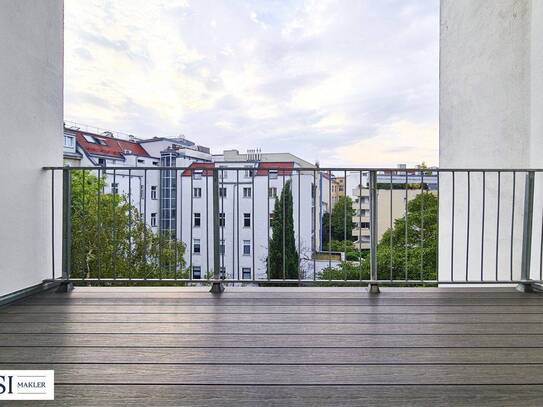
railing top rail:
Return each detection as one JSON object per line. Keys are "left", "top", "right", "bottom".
{"left": 42, "top": 166, "right": 543, "bottom": 172}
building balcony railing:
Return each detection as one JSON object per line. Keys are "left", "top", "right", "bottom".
{"left": 42, "top": 166, "right": 543, "bottom": 292}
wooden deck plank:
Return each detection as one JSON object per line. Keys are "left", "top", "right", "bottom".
{"left": 13, "top": 385, "right": 543, "bottom": 407}
{"left": 1, "top": 321, "right": 543, "bottom": 334}
{"left": 1, "top": 347, "right": 542, "bottom": 365}
{"left": 4, "top": 304, "right": 543, "bottom": 313}
{"left": 15, "top": 297, "right": 543, "bottom": 305}
{"left": 1, "top": 363, "right": 543, "bottom": 385}
{"left": 3, "top": 312, "right": 543, "bottom": 323}
{"left": 1, "top": 333, "right": 543, "bottom": 347}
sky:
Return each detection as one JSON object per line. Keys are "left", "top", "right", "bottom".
{"left": 65, "top": 0, "right": 439, "bottom": 167}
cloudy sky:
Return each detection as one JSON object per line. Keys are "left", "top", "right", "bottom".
{"left": 65, "top": 0, "right": 439, "bottom": 167}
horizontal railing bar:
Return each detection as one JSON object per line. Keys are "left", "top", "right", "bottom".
{"left": 43, "top": 278, "right": 530, "bottom": 285}
{"left": 41, "top": 166, "right": 543, "bottom": 172}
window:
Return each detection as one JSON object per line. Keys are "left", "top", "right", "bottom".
{"left": 219, "top": 213, "right": 225, "bottom": 227}
{"left": 219, "top": 187, "right": 227, "bottom": 198}
{"left": 193, "top": 170, "right": 203, "bottom": 180}
{"left": 244, "top": 167, "right": 254, "bottom": 178}
{"left": 243, "top": 213, "right": 251, "bottom": 227}
{"left": 151, "top": 186, "right": 157, "bottom": 200}
{"left": 192, "top": 266, "right": 201, "bottom": 279}
{"left": 64, "top": 135, "right": 75, "bottom": 148}
{"left": 193, "top": 239, "right": 201, "bottom": 254}
{"left": 243, "top": 187, "right": 252, "bottom": 198}
{"left": 220, "top": 266, "right": 226, "bottom": 279}
{"left": 150, "top": 213, "right": 157, "bottom": 227}
{"left": 219, "top": 166, "right": 228, "bottom": 179}
{"left": 360, "top": 196, "right": 369, "bottom": 204}
{"left": 269, "top": 169, "right": 278, "bottom": 179}
{"left": 97, "top": 158, "right": 106, "bottom": 166}
{"left": 152, "top": 161, "right": 159, "bottom": 166}
{"left": 194, "top": 213, "right": 201, "bottom": 227}
{"left": 243, "top": 240, "right": 251, "bottom": 255}
{"left": 83, "top": 134, "right": 96, "bottom": 143}
{"left": 242, "top": 267, "right": 251, "bottom": 280}
{"left": 269, "top": 212, "right": 274, "bottom": 223}
{"left": 111, "top": 183, "right": 119, "bottom": 194}
{"left": 360, "top": 222, "right": 370, "bottom": 229}
{"left": 194, "top": 187, "right": 202, "bottom": 198}
{"left": 95, "top": 138, "right": 107, "bottom": 145}
{"left": 219, "top": 240, "right": 225, "bottom": 255}
{"left": 269, "top": 187, "right": 277, "bottom": 198}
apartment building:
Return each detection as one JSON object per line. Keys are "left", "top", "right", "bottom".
{"left": 63, "top": 127, "right": 329, "bottom": 280}
{"left": 351, "top": 165, "right": 438, "bottom": 250}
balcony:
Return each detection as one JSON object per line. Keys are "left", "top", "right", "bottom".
{"left": 2, "top": 166, "right": 543, "bottom": 405}
{"left": 2, "top": 286, "right": 543, "bottom": 405}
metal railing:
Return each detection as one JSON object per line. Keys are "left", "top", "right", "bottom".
{"left": 43, "top": 166, "right": 543, "bottom": 290}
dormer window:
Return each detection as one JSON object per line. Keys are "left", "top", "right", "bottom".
{"left": 64, "top": 135, "right": 75, "bottom": 148}
{"left": 83, "top": 135, "right": 96, "bottom": 143}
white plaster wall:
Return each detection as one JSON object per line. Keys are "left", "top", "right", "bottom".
{"left": 0, "top": 0, "right": 63, "bottom": 296}
{"left": 439, "top": 0, "right": 543, "bottom": 282}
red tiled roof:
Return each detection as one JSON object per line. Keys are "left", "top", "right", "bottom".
{"left": 256, "top": 162, "right": 294, "bottom": 176}
{"left": 181, "top": 162, "right": 215, "bottom": 176}
{"left": 74, "top": 130, "right": 150, "bottom": 159}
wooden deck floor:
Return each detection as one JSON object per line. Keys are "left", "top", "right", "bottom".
{"left": 1, "top": 287, "right": 543, "bottom": 406}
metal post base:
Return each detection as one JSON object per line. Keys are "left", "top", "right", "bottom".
{"left": 56, "top": 281, "right": 74, "bottom": 293}
{"left": 516, "top": 281, "right": 543, "bottom": 293}
{"left": 210, "top": 281, "right": 225, "bottom": 294}
{"left": 368, "top": 282, "right": 380, "bottom": 294}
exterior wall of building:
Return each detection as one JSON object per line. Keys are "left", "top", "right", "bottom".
{"left": 180, "top": 165, "right": 320, "bottom": 280}
{"left": 439, "top": 0, "right": 543, "bottom": 281}
{"left": 0, "top": 0, "right": 63, "bottom": 297}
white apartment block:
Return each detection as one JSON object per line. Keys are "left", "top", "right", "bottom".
{"left": 63, "top": 126, "right": 329, "bottom": 281}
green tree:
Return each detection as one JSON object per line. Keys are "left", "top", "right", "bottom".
{"left": 268, "top": 180, "right": 299, "bottom": 279}
{"left": 70, "top": 170, "right": 186, "bottom": 280}
{"left": 373, "top": 192, "right": 438, "bottom": 281}
{"left": 331, "top": 196, "right": 355, "bottom": 241}
{"left": 319, "top": 192, "right": 438, "bottom": 283}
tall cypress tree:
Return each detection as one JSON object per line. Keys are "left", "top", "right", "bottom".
{"left": 268, "top": 180, "right": 299, "bottom": 279}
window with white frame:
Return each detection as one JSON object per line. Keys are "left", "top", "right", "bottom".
{"left": 64, "top": 135, "right": 75, "bottom": 148}
{"left": 244, "top": 166, "right": 254, "bottom": 178}
{"left": 269, "top": 187, "right": 277, "bottom": 198}
{"left": 194, "top": 213, "right": 201, "bottom": 227}
{"left": 83, "top": 134, "right": 96, "bottom": 143}
{"left": 193, "top": 170, "right": 203, "bottom": 180}
{"left": 150, "top": 213, "right": 157, "bottom": 227}
{"left": 219, "top": 187, "right": 227, "bottom": 198}
{"left": 243, "top": 187, "right": 252, "bottom": 198}
{"left": 219, "top": 213, "right": 225, "bottom": 227}
{"left": 243, "top": 240, "right": 251, "bottom": 255}
{"left": 242, "top": 267, "right": 251, "bottom": 280}
{"left": 193, "top": 239, "right": 201, "bottom": 254}
{"left": 243, "top": 213, "right": 251, "bottom": 227}
{"left": 219, "top": 239, "right": 225, "bottom": 255}
{"left": 111, "top": 183, "right": 119, "bottom": 194}
{"left": 220, "top": 266, "right": 226, "bottom": 279}
{"left": 192, "top": 266, "right": 201, "bottom": 279}
{"left": 194, "top": 187, "right": 202, "bottom": 198}
{"left": 269, "top": 169, "right": 278, "bottom": 179}
{"left": 151, "top": 186, "right": 157, "bottom": 200}
{"left": 219, "top": 166, "right": 228, "bottom": 179}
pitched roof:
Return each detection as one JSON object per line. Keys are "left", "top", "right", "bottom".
{"left": 70, "top": 129, "right": 150, "bottom": 159}
{"left": 256, "top": 162, "right": 294, "bottom": 176}
{"left": 181, "top": 162, "right": 215, "bottom": 176}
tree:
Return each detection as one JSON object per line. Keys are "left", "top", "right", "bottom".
{"left": 70, "top": 170, "right": 186, "bottom": 280}
{"left": 373, "top": 192, "right": 438, "bottom": 281}
{"left": 319, "top": 192, "right": 438, "bottom": 283}
{"left": 330, "top": 196, "right": 355, "bottom": 241}
{"left": 268, "top": 180, "right": 299, "bottom": 279}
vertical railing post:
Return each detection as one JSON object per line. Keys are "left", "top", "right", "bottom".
{"left": 210, "top": 168, "right": 224, "bottom": 293}
{"left": 58, "top": 168, "right": 74, "bottom": 292}
{"left": 368, "top": 170, "right": 380, "bottom": 293}
{"left": 518, "top": 171, "right": 535, "bottom": 292}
